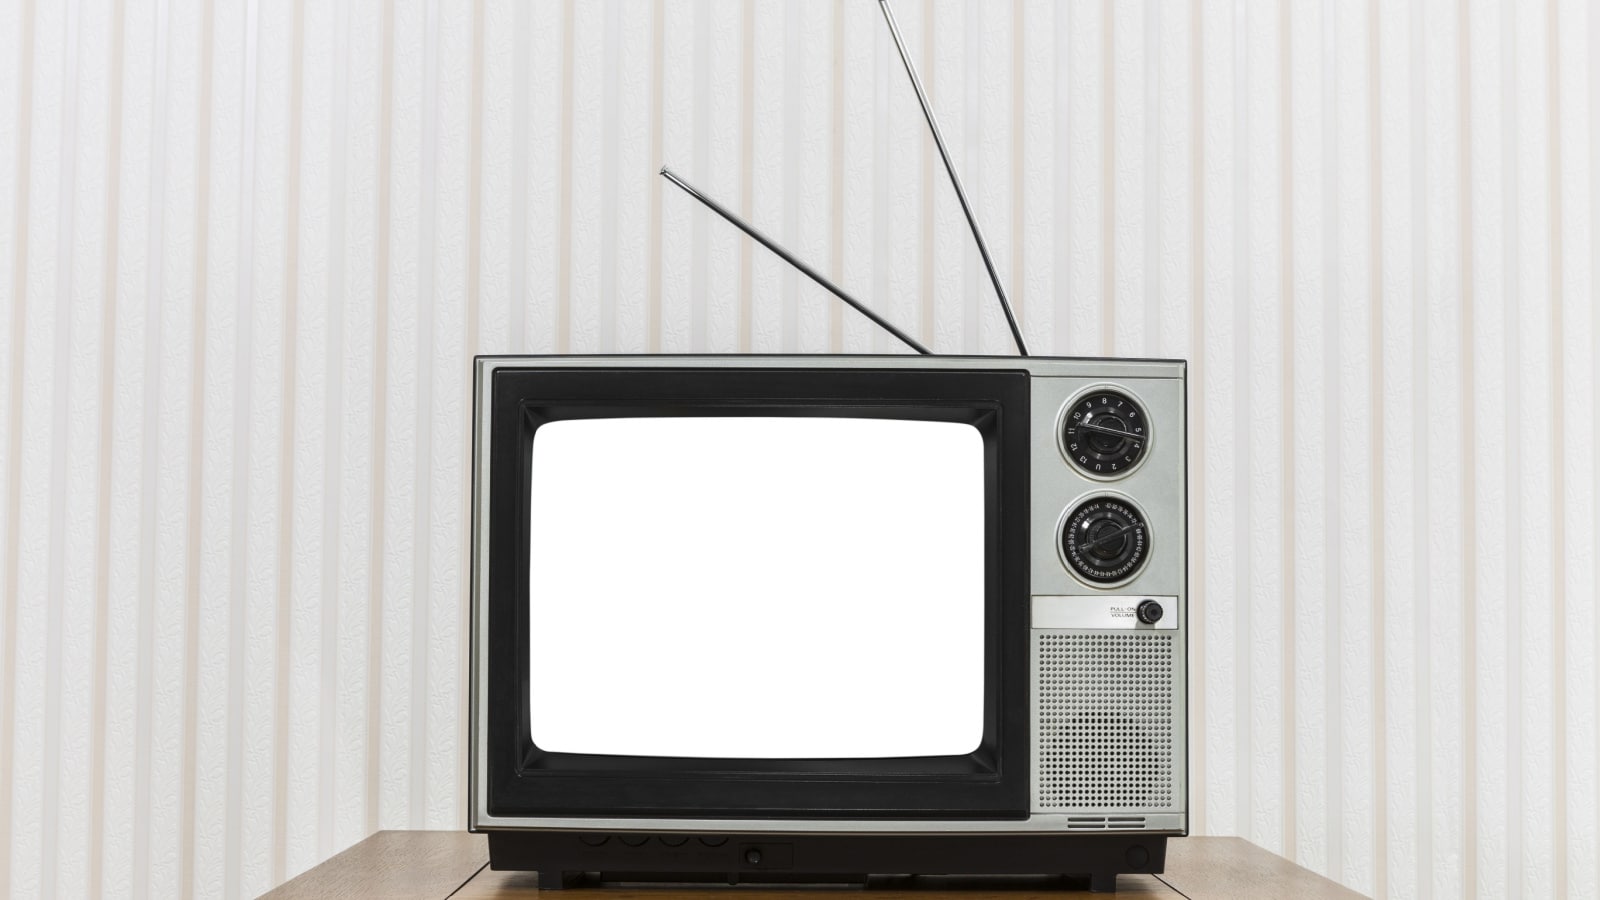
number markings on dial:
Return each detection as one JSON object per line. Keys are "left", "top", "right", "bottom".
{"left": 1059, "top": 496, "right": 1151, "bottom": 585}
{"left": 1061, "top": 389, "right": 1149, "bottom": 478}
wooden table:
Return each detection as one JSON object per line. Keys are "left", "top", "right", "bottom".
{"left": 262, "top": 831, "right": 1368, "bottom": 899}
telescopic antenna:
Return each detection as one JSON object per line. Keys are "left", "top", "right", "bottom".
{"left": 877, "top": 0, "right": 1029, "bottom": 356}
{"left": 659, "top": 166, "right": 932, "bottom": 356}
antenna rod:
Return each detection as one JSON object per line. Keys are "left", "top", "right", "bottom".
{"left": 660, "top": 166, "right": 932, "bottom": 356}
{"left": 877, "top": 0, "right": 1029, "bottom": 356}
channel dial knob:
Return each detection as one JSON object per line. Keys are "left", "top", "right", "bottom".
{"left": 1060, "top": 496, "right": 1151, "bottom": 586}
{"left": 1062, "top": 389, "right": 1149, "bottom": 478}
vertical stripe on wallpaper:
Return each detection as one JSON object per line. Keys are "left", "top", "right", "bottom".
{"left": 936, "top": 1, "right": 958, "bottom": 350}
{"left": 745, "top": 0, "right": 772, "bottom": 352}
{"left": 273, "top": 0, "right": 306, "bottom": 882}
{"left": 646, "top": 0, "right": 664, "bottom": 352}
{"left": 1100, "top": 0, "right": 1116, "bottom": 355}
{"left": 408, "top": 0, "right": 438, "bottom": 835}
{"left": 1364, "top": 0, "right": 1386, "bottom": 892}
{"left": 196, "top": 0, "right": 241, "bottom": 887}
{"left": 179, "top": 0, "right": 215, "bottom": 893}
{"left": 1197, "top": 0, "right": 1236, "bottom": 843}
{"left": 365, "top": 0, "right": 396, "bottom": 846}
{"left": 40, "top": 1, "right": 83, "bottom": 896}
{"left": 1545, "top": 3, "right": 1567, "bottom": 892}
{"left": 735, "top": 0, "right": 752, "bottom": 352}
{"left": 88, "top": 0, "right": 130, "bottom": 894}
{"left": 0, "top": 2, "right": 1597, "bottom": 897}
{"left": 318, "top": 0, "right": 353, "bottom": 866}
{"left": 1557, "top": 3, "right": 1598, "bottom": 898}
{"left": 1468, "top": 0, "right": 1506, "bottom": 895}
{"left": 884, "top": 0, "right": 920, "bottom": 356}
{"left": 346, "top": 10, "right": 381, "bottom": 878}
{"left": 429, "top": 0, "right": 470, "bottom": 833}
{"left": 828, "top": 0, "right": 844, "bottom": 352}
{"left": 1184, "top": 0, "right": 1206, "bottom": 840}
{"left": 463, "top": 0, "right": 486, "bottom": 843}
{"left": 1064, "top": 0, "right": 1105, "bottom": 358}
{"left": 0, "top": 0, "right": 37, "bottom": 891}
{"left": 1374, "top": 0, "right": 1416, "bottom": 892}
{"left": 1285, "top": 0, "right": 1315, "bottom": 870}
{"left": 1018, "top": 0, "right": 1052, "bottom": 354}
{"left": 922, "top": 0, "right": 940, "bottom": 350}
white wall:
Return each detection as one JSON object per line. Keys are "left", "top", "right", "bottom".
{"left": 0, "top": 0, "right": 1595, "bottom": 897}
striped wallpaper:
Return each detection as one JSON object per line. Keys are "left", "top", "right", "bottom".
{"left": 0, "top": 0, "right": 1595, "bottom": 897}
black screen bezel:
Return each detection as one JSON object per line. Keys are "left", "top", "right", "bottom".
{"left": 484, "top": 366, "right": 1030, "bottom": 819}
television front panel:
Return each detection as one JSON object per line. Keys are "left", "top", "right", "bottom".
{"left": 469, "top": 354, "right": 1187, "bottom": 888}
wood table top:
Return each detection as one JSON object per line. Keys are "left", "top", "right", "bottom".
{"left": 261, "top": 832, "right": 1369, "bottom": 899}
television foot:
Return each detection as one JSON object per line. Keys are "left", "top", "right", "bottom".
{"left": 536, "top": 870, "right": 576, "bottom": 890}
{"left": 1088, "top": 871, "right": 1118, "bottom": 892}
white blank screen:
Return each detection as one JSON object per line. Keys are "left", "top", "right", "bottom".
{"left": 527, "top": 416, "right": 985, "bottom": 759}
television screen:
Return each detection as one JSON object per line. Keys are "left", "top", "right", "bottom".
{"left": 526, "top": 416, "right": 986, "bottom": 760}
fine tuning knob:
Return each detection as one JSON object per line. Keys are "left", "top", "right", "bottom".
{"left": 1060, "top": 496, "right": 1151, "bottom": 586}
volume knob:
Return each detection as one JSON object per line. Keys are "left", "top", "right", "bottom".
{"left": 1136, "top": 599, "right": 1164, "bottom": 625}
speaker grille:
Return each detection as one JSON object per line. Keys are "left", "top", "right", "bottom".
{"left": 1036, "top": 632, "right": 1175, "bottom": 811}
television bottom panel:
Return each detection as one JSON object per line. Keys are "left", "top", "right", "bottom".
{"left": 487, "top": 831, "right": 1168, "bottom": 894}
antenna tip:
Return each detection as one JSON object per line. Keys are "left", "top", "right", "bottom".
{"left": 659, "top": 165, "right": 670, "bottom": 176}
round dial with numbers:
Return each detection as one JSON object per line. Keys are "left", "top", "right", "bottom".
{"left": 1060, "top": 495, "right": 1151, "bottom": 586}
{"left": 1061, "top": 388, "right": 1150, "bottom": 478}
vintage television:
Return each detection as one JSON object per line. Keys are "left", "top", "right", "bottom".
{"left": 468, "top": 353, "right": 1187, "bottom": 892}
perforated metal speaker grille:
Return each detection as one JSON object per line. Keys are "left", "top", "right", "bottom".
{"left": 1036, "top": 632, "right": 1175, "bottom": 811}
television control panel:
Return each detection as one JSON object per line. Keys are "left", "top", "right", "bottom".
{"left": 1023, "top": 360, "right": 1186, "bottom": 830}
